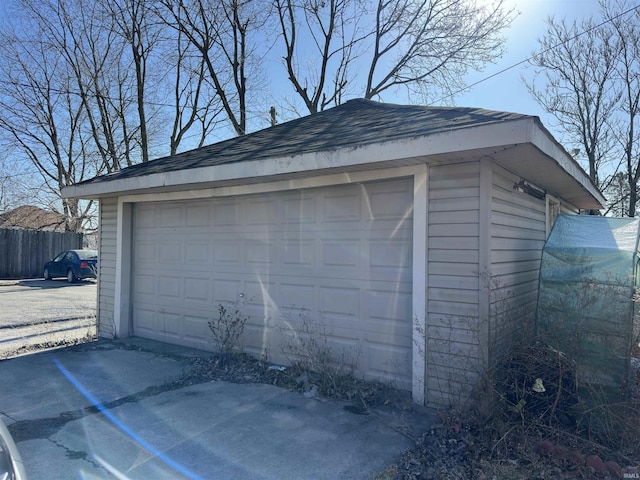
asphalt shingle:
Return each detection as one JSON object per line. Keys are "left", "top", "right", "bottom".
{"left": 78, "top": 99, "right": 529, "bottom": 187}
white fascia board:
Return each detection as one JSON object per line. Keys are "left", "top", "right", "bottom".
{"left": 529, "top": 118, "right": 606, "bottom": 207}
{"left": 118, "top": 165, "right": 426, "bottom": 203}
{"left": 62, "top": 119, "right": 534, "bottom": 200}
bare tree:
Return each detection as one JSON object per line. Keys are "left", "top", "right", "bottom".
{"left": 0, "top": 0, "right": 158, "bottom": 229}
{"left": 274, "top": 0, "right": 363, "bottom": 113}
{"left": 159, "top": 0, "right": 268, "bottom": 136}
{"left": 526, "top": 16, "right": 620, "bottom": 189}
{"left": 0, "top": 0, "right": 224, "bottom": 229}
{"left": 0, "top": 0, "right": 513, "bottom": 226}
{"left": 604, "top": 1, "right": 640, "bottom": 216}
{"left": 168, "top": 28, "right": 225, "bottom": 155}
{"left": 106, "top": 0, "right": 159, "bottom": 163}
{"left": 63, "top": 0, "right": 140, "bottom": 173}
{"left": 527, "top": 2, "right": 640, "bottom": 216}
{"left": 364, "top": 0, "right": 514, "bottom": 102}
{"left": 605, "top": 171, "right": 630, "bottom": 216}
{"left": 275, "top": 0, "right": 514, "bottom": 114}
{"left": 0, "top": 18, "right": 94, "bottom": 231}
{"left": 0, "top": 155, "right": 50, "bottom": 214}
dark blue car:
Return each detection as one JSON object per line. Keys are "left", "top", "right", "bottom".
{"left": 44, "top": 249, "right": 98, "bottom": 283}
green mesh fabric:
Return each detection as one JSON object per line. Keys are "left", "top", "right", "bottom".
{"left": 536, "top": 215, "right": 640, "bottom": 397}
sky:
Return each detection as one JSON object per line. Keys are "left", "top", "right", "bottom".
{"left": 0, "top": 0, "right": 623, "bottom": 165}
{"left": 453, "top": 0, "right": 606, "bottom": 144}
{"left": 0, "top": 0, "right": 627, "bottom": 215}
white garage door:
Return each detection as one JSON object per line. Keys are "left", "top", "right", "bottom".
{"left": 132, "top": 178, "right": 413, "bottom": 388}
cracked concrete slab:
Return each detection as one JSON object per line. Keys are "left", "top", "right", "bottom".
{"left": 0, "top": 339, "right": 433, "bottom": 479}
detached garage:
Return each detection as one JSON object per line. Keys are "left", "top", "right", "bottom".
{"left": 64, "top": 99, "right": 605, "bottom": 406}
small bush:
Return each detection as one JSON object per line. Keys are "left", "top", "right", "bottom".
{"left": 208, "top": 301, "right": 249, "bottom": 359}
{"left": 280, "top": 309, "right": 363, "bottom": 399}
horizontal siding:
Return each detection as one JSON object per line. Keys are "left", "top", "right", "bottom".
{"left": 426, "top": 161, "right": 480, "bottom": 406}
{"left": 560, "top": 204, "right": 578, "bottom": 214}
{"left": 98, "top": 198, "right": 117, "bottom": 338}
{"left": 490, "top": 165, "right": 546, "bottom": 362}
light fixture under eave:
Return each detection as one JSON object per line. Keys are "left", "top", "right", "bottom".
{"left": 513, "top": 180, "right": 546, "bottom": 200}
{"left": 513, "top": 180, "right": 525, "bottom": 193}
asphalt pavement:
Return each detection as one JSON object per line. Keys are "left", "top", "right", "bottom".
{"left": 0, "top": 338, "right": 434, "bottom": 479}
{"left": 0, "top": 279, "right": 97, "bottom": 357}
{"left": 0, "top": 279, "right": 97, "bottom": 326}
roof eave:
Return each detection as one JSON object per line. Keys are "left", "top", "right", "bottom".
{"left": 62, "top": 117, "right": 604, "bottom": 210}
{"left": 531, "top": 117, "right": 605, "bottom": 207}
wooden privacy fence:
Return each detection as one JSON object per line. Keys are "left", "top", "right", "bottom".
{"left": 0, "top": 229, "right": 83, "bottom": 279}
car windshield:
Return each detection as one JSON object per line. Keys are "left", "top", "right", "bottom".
{"left": 76, "top": 250, "right": 98, "bottom": 260}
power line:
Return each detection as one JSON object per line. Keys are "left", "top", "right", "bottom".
{"left": 0, "top": 77, "right": 181, "bottom": 109}
{"left": 1, "top": 3, "right": 638, "bottom": 122}
{"left": 436, "top": 3, "right": 640, "bottom": 104}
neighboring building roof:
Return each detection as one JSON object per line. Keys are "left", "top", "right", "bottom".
{"left": 64, "top": 99, "right": 605, "bottom": 210}
{"left": 0, "top": 205, "right": 67, "bottom": 232}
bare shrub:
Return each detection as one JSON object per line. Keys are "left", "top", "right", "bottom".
{"left": 208, "top": 301, "right": 249, "bottom": 359}
{"left": 280, "top": 309, "right": 364, "bottom": 400}
{"left": 491, "top": 342, "right": 579, "bottom": 426}
{"left": 364, "top": 270, "right": 640, "bottom": 478}
{"left": 418, "top": 270, "right": 535, "bottom": 410}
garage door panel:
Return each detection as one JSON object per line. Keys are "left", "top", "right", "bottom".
{"left": 369, "top": 239, "right": 411, "bottom": 267}
{"left": 185, "top": 242, "right": 209, "bottom": 263}
{"left": 135, "top": 242, "right": 157, "bottom": 261}
{"left": 319, "top": 286, "right": 359, "bottom": 317}
{"left": 133, "top": 178, "right": 414, "bottom": 388}
{"left": 369, "top": 191, "right": 413, "bottom": 219}
{"left": 213, "top": 201, "right": 241, "bottom": 226}
{"left": 136, "top": 204, "right": 157, "bottom": 227}
{"left": 284, "top": 196, "right": 316, "bottom": 223}
{"left": 281, "top": 240, "right": 316, "bottom": 266}
{"left": 134, "top": 274, "right": 156, "bottom": 295}
{"left": 365, "top": 341, "right": 411, "bottom": 388}
{"left": 322, "top": 192, "right": 361, "bottom": 221}
{"left": 158, "top": 243, "right": 182, "bottom": 263}
{"left": 158, "top": 206, "right": 182, "bottom": 227}
{"left": 277, "top": 282, "right": 316, "bottom": 308}
{"left": 246, "top": 198, "right": 279, "bottom": 224}
{"left": 158, "top": 276, "right": 181, "bottom": 299}
{"left": 158, "top": 312, "right": 182, "bottom": 339}
{"left": 322, "top": 240, "right": 362, "bottom": 267}
{"left": 183, "top": 314, "right": 210, "bottom": 342}
{"left": 184, "top": 277, "right": 210, "bottom": 302}
{"left": 185, "top": 203, "right": 210, "bottom": 226}
{"left": 213, "top": 240, "right": 242, "bottom": 264}
{"left": 212, "top": 279, "right": 244, "bottom": 303}
{"left": 323, "top": 335, "right": 361, "bottom": 356}
{"left": 134, "top": 308, "right": 157, "bottom": 334}
{"left": 368, "top": 290, "right": 413, "bottom": 323}
{"left": 246, "top": 240, "right": 277, "bottom": 265}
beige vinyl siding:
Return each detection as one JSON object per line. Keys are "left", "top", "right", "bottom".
{"left": 98, "top": 198, "right": 117, "bottom": 337}
{"left": 489, "top": 164, "right": 546, "bottom": 362}
{"left": 547, "top": 196, "right": 579, "bottom": 236}
{"left": 426, "top": 161, "right": 481, "bottom": 405}
{"left": 560, "top": 203, "right": 578, "bottom": 214}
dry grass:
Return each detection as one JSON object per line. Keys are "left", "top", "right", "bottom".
{"left": 379, "top": 341, "right": 640, "bottom": 480}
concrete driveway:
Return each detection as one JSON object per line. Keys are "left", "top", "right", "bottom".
{"left": 0, "top": 338, "right": 433, "bottom": 479}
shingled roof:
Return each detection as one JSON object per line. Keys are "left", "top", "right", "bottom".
{"left": 0, "top": 205, "right": 66, "bottom": 231}
{"left": 65, "top": 98, "right": 605, "bottom": 210}
{"left": 77, "top": 99, "right": 527, "bottom": 187}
